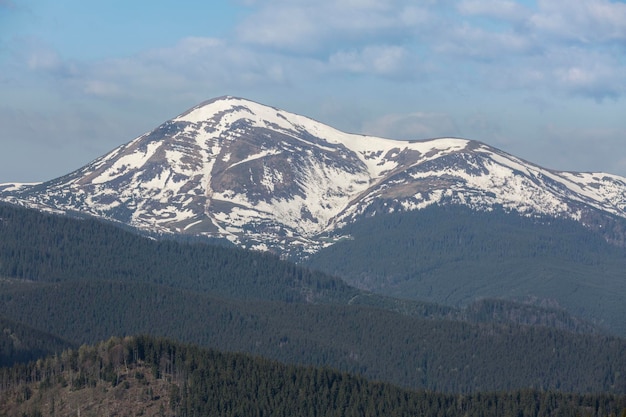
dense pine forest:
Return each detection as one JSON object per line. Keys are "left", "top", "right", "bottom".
{"left": 0, "top": 316, "right": 74, "bottom": 368}
{"left": 1, "top": 278, "right": 625, "bottom": 393}
{"left": 306, "top": 205, "right": 626, "bottom": 336}
{"left": 0, "top": 203, "right": 353, "bottom": 304}
{"left": 1, "top": 335, "right": 625, "bottom": 417}
{"left": 0, "top": 202, "right": 625, "bottom": 397}
{"left": 0, "top": 202, "right": 606, "bottom": 333}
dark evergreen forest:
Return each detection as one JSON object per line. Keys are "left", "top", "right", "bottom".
{"left": 1, "top": 336, "right": 625, "bottom": 417}
{"left": 0, "top": 279, "right": 624, "bottom": 394}
{"left": 0, "top": 316, "right": 75, "bottom": 368}
{"left": 0, "top": 203, "right": 353, "bottom": 304}
{"left": 305, "top": 205, "right": 626, "bottom": 336}
{"left": 0, "top": 203, "right": 624, "bottom": 395}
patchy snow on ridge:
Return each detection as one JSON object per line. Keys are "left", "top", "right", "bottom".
{"left": 2, "top": 95, "right": 626, "bottom": 257}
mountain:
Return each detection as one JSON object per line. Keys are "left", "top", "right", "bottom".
{"left": 1, "top": 96, "right": 626, "bottom": 259}
{"left": 1, "top": 96, "right": 625, "bottom": 337}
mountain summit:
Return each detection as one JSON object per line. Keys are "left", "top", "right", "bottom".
{"left": 2, "top": 96, "right": 626, "bottom": 256}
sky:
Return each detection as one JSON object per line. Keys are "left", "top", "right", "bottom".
{"left": 1, "top": 0, "right": 626, "bottom": 183}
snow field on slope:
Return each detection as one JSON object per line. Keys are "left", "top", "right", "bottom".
{"left": 90, "top": 142, "right": 162, "bottom": 185}
{"left": 175, "top": 97, "right": 473, "bottom": 181}
{"left": 210, "top": 157, "right": 372, "bottom": 236}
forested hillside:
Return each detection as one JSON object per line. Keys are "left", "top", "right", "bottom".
{"left": 306, "top": 205, "right": 626, "bottom": 336}
{"left": 0, "top": 314, "right": 74, "bottom": 367}
{"left": 0, "top": 203, "right": 474, "bottom": 324}
{"left": 0, "top": 279, "right": 624, "bottom": 393}
{"left": 0, "top": 203, "right": 624, "bottom": 394}
{"left": 0, "top": 202, "right": 598, "bottom": 333}
{"left": 0, "top": 203, "right": 353, "bottom": 304}
{"left": 1, "top": 335, "right": 625, "bottom": 417}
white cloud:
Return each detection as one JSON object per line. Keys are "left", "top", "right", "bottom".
{"left": 457, "top": 0, "right": 531, "bottom": 23}
{"left": 235, "top": 0, "right": 431, "bottom": 52}
{"left": 435, "top": 23, "right": 534, "bottom": 60}
{"left": 468, "top": 42, "right": 626, "bottom": 101}
{"left": 545, "top": 46, "right": 626, "bottom": 100}
{"left": 554, "top": 65, "right": 624, "bottom": 100}
{"left": 4, "top": 1, "right": 626, "bottom": 124}
{"left": 530, "top": 0, "right": 626, "bottom": 42}
{"left": 14, "top": 0, "right": 626, "bottom": 105}
{"left": 8, "top": 0, "right": 624, "bottom": 103}
{"left": 82, "top": 80, "right": 125, "bottom": 98}
{"left": 11, "top": 36, "right": 297, "bottom": 104}
{"left": 327, "top": 45, "right": 413, "bottom": 77}
{"left": 236, "top": 5, "right": 320, "bottom": 51}
{"left": 428, "top": 1, "right": 626, "bottom": 100}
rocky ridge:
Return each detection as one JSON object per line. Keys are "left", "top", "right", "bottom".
{"left": 2, "top": 96, "right": 625, "bottom": 257}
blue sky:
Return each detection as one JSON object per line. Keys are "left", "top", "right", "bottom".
{"left": 1, "top": 0, "right": 625, "bottom": 182}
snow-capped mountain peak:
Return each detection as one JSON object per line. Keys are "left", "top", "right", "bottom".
{"left": 1, "top": 96, "right": 625, "bottom": 256}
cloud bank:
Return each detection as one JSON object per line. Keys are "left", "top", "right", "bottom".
{"left": 9, "top": 0, "right": 625, "bottom": 101}
{"left": 1, "top": 0, "right": 625, "bottom": 180}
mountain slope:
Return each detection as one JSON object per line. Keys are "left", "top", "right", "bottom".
{"left": 1, "top": 96, "right": 626, "bottom": 257}
{"left": 0, "top": 202, "right": 599, "bottom": 334}
{"left": 305, "top": 206, "right": 626, "bottom": 336}
{"left": 0, "top": 202, "right": 354, "bottom": 304}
